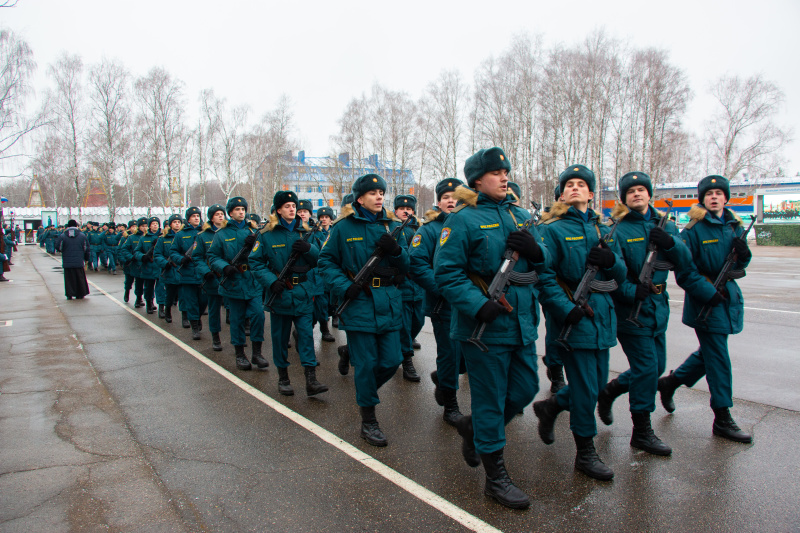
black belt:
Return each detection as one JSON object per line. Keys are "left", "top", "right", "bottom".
{"left": 271, "top": 270, "right": 309, "bottom": 285}
{"left": 651, "top": 283, "right": 666, "bottom": 295}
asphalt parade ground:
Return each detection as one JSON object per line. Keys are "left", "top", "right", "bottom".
{"left": 2, "top": 245, "right": 799, "bottom": 532}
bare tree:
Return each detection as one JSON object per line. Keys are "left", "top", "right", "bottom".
{"left": 0, "top": 28, "right": 48, "bottom": 176}
{"left": 705, "top": 74, "right": 792, "bottom": 180}
{"left": 87, "top": 58, "right": 130, "bottom": 220}
{"left": 201, "top": 90, "right": 249, "bottom": 202}
{"left": 29, "top": 132, "right": 71, "bottom": 207}
{"left": 48, "top": 53, "right": 86, "bottom": 219}
{"left": 332, "top": 94, "right": 368, "bottom": 186}
{"left": 419, "top": 70, "right": 469, "bottom": 183}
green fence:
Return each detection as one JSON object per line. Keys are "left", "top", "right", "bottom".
{"left": 755, "top": 223, "right": 800, "bottom": 246}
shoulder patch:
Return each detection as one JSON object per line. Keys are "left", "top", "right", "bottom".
{"left": 440, "top": 227, "right": 451, "bottom": 246}
{"left": 543, "top": 217, "right": 561, "bottom": 225}
{"left": 450, "top": 204, "right": 467, "bottom": 215}
{"left": 252, "top": 241, "right": 260, "bottom": 252}
{"left": 411, "top": 234, "right": 422, "bottom": 247}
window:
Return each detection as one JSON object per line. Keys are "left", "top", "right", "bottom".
{"left": 409, "top": 186, "right": 414, "bottom": 195}
{"left": 328, "top": 199, "right": 334, "bottom": 207}
{"left": 307, "top": 186, "right": 313, "bottom": 193}
{"left": 318, "top": 199, "right": 323, "bottom": 206}
{"left": 328, "top": 186, "right": 334, "bottom": 194}
{"left": 283, "top": 184, "right": 289, "bottom": 191}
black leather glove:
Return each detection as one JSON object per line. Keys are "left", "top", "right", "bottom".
{"left": 181, "top": 255, "right": 191, "bottom": 266}
{"left": 243, "top": 233, "right": 257, "bottom": 248}
{"left": 732, "top": 237, "right": 751, "bottom": 262}
{"left": 292, "top": 240, "right": 311, "bottom": 254}
{"left": 222, "top": 265, "right": 238, "bottom": 277}
{"left": 587, "top": 246, "right": 615, "bottom": 269}
{"left": 345, "top": 282, "right": 363, "bottom": 300}
{"left": 506, "top": 230, "right": 544, "bottom": 262}
{"left": 649, "top": 226, "right": 674, "bottom": 249}
{"left": 377, "top": 233, "right": 401, "bottom": 256}
{"left": 634, "top": 282, "right": 651, "bottom": 302}
{"left": 142, "top": 255, "right": 153, "bottom": 263}
{"left": 476, "top": 300, "right": 506, "bottom": 324}
{"left": 565, "top": 305, "right": 586, "bottom": 326}
{"left": 707, "top": 291, "right": 726, "bottom": 307}
{"left": 270, "top": 280, "right": 285, "bottom": 295}
{"left": 203, "top": 271, "right": 215, "bottom": 281}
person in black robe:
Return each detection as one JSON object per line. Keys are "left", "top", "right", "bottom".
{"left": 55, "top": 220, "right": 90, "bottom": 300}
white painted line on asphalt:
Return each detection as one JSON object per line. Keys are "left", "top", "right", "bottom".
{"left": 0, "top": 320, "right": 11, "bottom": 327}
{"left": 86, "top": 278, "right": 502, "bottom": 533}
{"left": 668, "top": 299, "right": 800, "bottom": 315}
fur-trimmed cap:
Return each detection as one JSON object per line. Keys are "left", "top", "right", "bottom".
{"left": 297, "top": 199, "right": 313, "bottom": 213}
{"left": 394, "top": 194, "right": 417, "bottom": 211}
{"left": 226, "top": 196, "right": 248, "bottom": 214}
{"left": 248, "top": 213, "right": 261, "bottom": 225}
{"left": 464, "top": 147, "right": 511, "bottom": 187}
{"left": 317, "top": 207, "right": 334, "bottom": 219}
{"left": 167, "top": 214, "right": 183, "bottom": 225}
{"left": 185, "top": 206, "right": 202, "bottom": 220}
{"left": 136, "top": 217, "right": 148, "bottom": 226}
{"left": 147, "top": 216, "right": 161, "bottom": 227}
{"left": 273, "top": 191, "right": 298, "bottom": 210}
{"left": 508, "top": 181, "right": 522, "bottom": 201}
{"left": 435, "top": 178, "right": 463, "bottom": 201}
{"left": 619, "top": 171, "right": 653, "bottom": 203}
{"left": 698, "top": 175, "right": 730, "bottom": 202}
{"left": 207, "top": 204, "right": 225, "bottom": 220}
{"left": 341, "top": 193, "right": 354, "bottom": 207}
{"left": 559, "top": 164, "right": 596, "bottom": 193}
{"left": 352, "top": 174, "right": 386, "bottom": 199}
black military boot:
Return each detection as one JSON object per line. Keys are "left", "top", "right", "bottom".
{"left": 211, "top": 332, "right": 222, "bottom": 352}
{"left": 304, "top": 366, "right": 329, "bottom": 396}
{"left": 251, "top": 341, "right": 269, "bottom": 369}
{"left": 134, "top": 296, "right": 144, "bottom": 308}
{"left": 401, "top": 353, "right": 420, "bottom": 382}
{"left": 331, "top": 315, "right": 339, "bottom": 328}
{"left": 455, "top": 415, "right": 480, "bottom": 467}
{"left": 181, "top": 311, "right": 190, "bottom": 329}
{"left": 123, "top": 289, "right": 130, "bottom": 303}
{"left": 431, "top": 371, "right": 444, "bottom": 406}
{"left": 413, "top": 339, "right": 421, "bottom": 350}
{"left": 546, "top": 365, "right": 566, "bottom": 393}
{"left": 480, "top": 449, "right": 530, "bottom": 509}
{"left": 190, "top": 320, "right": 201, "bottom": 340}
{"left": 360, "top": 405, "right": 387, "bottom": 447}
{"left": 712, "top": 408, "right": 752, "bottom": 443}
{"left": 146, "top": 300, "right": 156, "bottom": 314}
{"left": 658, "top": 371, "right": 681, "bottom": 413}
{"left": 235, "top": 345, "right": 251, "bottom": 371}
{"left": 337, "top": 345, "right": 350, "bottom": 375}
{"left": 597, "top": 378, "right": 627, "bottom": 426}
{"left": 225, "top": 307, "right": 230, "bottom": 325}
{"left": 533, "top": 395, "right": 565, "bottom": 445}
{"left": 197, "top": 317, "right": 203, "bottom": 331}
{"left": 158, "top": 304, "right": 165, "bottom": 319}
{"left": 440, "top": 388, "right": 463, "bottom": 427}
{"left": 164, "top": 305, "right": 173, "bottom": 323}
{"left": 630, "top": 412, "right": 672, "bottom": 455}
{"left": 573, "top": 433, "right": 614, "bottom": 481}
{"left": 278, "top": 367, "right": 294, "bottom": 396}
{"left": 319, "top": 321, "right": 335, "bottom": 342}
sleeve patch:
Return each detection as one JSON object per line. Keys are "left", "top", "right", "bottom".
{"left": 440, "top": 227, "right": 451, "bottom": 246}
{"left": 411, "top": 234, "right": 422, "bottom": 247}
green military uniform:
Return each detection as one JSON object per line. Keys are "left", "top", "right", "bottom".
{"left": 87, "top": 224, "right": 104, "bottom": 270}
{"left": 318, "top": 174, "right": 409, "bottom": 447}
{"left": 171, "top": 207, "right": 208, "bottom": 337}
{"left": 155, "top": 215, "right": 182, "bottom": 321}
{"left": 119, "top": 219, "right": 147, "bottom": 305}
{"left": 195, "top": 205, "right": 226, "bottom": 350}
{"left": 310, "top": 207, "right": 335, "bottom": 341}
{"left": 662, "top": 175, "right": 753, "bottom": 443}
{"left": 133, "top": 217, "right": 162, "bottom": 314}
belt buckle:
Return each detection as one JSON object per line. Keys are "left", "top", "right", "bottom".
{"left": 240, "top": 264, "right": 248, "bottom": 272}
{"left": 653, "top": 284, "right": 663, "bottom": 295}
{"left": 292, "top": 275, "right": 299, "bottom": 285}
{"left": 372, "top": 277, "right": 380, "bottom": 288}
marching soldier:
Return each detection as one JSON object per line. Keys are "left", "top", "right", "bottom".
{"left": 87, "top": 222, "right": 104, "bottom": 271}
{"left": 659, "top": 175, "right": 754, "bottom": 443}
{"left": 171, "top": 207, "right": 208, "bottom": 339}
{"left": 393, "top": 194, "right": 425, "bottom": 381}
{"left": 434, "top": 148, "right": 550, "bottom": 509}
{"left": 155, "top": 215, "right": 183, "bottom": 322}
{"left": 409, "top": 178, "right": 465, "bottom": 426}
{"left": 120, "top": 218, "right": 147, "bottom": 306}
{"left": 208, "top": 197, "right": 267, "bottom": 371}
{"left": 297, "top": 200, "right": 313, "bottom": 225}
{"left": 542, "top": 185, "right": 567, "bottom": 393}
{"left": 133, "top": 217, "right": 162, "bottom": 314}
{"left": 311, "top": 206, "right": 336, "bottom": 342}
{"left": 596, "top": 172, "right": 693, "bottom": 456}
{"left": 319, "top": 174, "right": 409, "bottom": 447}
{"left": 507, "top": 181, "right": 522, "bottom": 207}
{"left": 195, "top": 205, "right": 227, "bottom": 351}
{"left": 533, "top": 164, "right": 627, "bottom": 482}
{"left": 251, "top": 191, "right": 328, "bottom": 397}
{"left": 331, "top": 193, "right": 354, "bottom": 332}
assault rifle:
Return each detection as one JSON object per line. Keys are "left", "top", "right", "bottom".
{"left": 142, "top": 234, "right": 159, "bottom": 264}
{"left": 265, "top": 221, "right": 319, "bottom": 308}
{"left": 334, "top": 215, "right": 412, "bottom": 318}
{"left": 467, "top": 217, "right": 539, "bottom": 353}
{"left": 696, "top": 215, "right": 756, "bottom": 324}
{"left": 555, "top": 218, "right": 621, "bottom": 352}
{"left": 218, "top": 222, "right": 269, "bottom": 288}
{"left": 627, "top": 199, "right": 675, "bottom": 327}
{"left": 530, "top": 200, "right": 542, "bottom": 224}
{"left": 176, "top": 240, "right": 198, "bottom": 273}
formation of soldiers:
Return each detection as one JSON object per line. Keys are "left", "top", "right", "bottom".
{"left": 46, "top": 147, "right": 754, "bottom": 511}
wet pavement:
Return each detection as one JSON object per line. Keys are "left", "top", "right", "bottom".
{"left": 1, "top": 245, "right": 799, "bottom": 532}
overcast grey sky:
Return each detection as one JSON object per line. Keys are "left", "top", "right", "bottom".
{"left": 3, "top": 0, "right": 799, "bottom": 174}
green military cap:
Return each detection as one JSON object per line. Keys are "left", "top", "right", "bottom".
{"left": 351, "top": 174, "right": 386, "bottom": 199}
{"left": 619, "top": 172, "right": 653, "bottom": 203}
{"left": 207, "top": 204, "right": 225, "bottom": 219}
{"left": 167, "top": 214, "right": 182, "bottom": 225}
{"left": 507, "top": 181, "right": 522, "bottom": 201}
{"left": 273, "top": 191, "right": 299, "bottom": 210}
{"left": 435, "top": 178, "right": 463, "bottom": 201}
{"left": 698, "top": 175, "right": 730, "bottom": 202}
{"left": 226, "top": 196, "right": 248, "bottom": 214}
{"left": 317, "top": 207, "right": 334, "bottom": 219}
{"left": 341, "top": 193, "right": 354, "bottom": 207}
{"left": 297, "top": 199, "right": 313, "bottom": 213}
{"left": 394, "top": 195, "right": 417, "bottom": 211}
{"left": 464, "top": 147, "right": 511, "bottom": 187}
{"left": 558, "top": 164, "right": 596, "bottom": 193}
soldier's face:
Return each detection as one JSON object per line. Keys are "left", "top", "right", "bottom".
{"left": 188, "top": 214, "right": 200, "bottom": 226}
{"left": 230, "top": 207, "right": 246, "bottom": 222}
{"left": 318, "top": 215, "right": 332, "bottom": 227}
{"left": 149, "top": 221, "right": 160, "bottom": 233}
{"left": 703, "top": 189, "right": 727, "bottom": 213}
{"left": 358, "top": 190, "right": 384, "bottom": 214}
{"left": 171, "top": 220, "right": 182, "bottom": 231}
{"left": 138, "top": 224, "right": 147, "bottom": 233}
{"left": 212, "top": 211, "right": 225, "bottom": 226}
{"left": 563, "top": 179, "right": 594, "bottom": 208}
{"left": 438, "top": 191, "right": 457, "bottom": 213}
{"left": 278, "top": 203, "right": 297, "bottom": 222}
{"left": 475, "top": 169, "right": 508, "bottom": 202}
{"left": 297, "top": 209, "right": 311, "bottom": 222}
{"left": 625, "top": 185, "right": 651, "bottom": 213}
{"left": 395, "top": 206, "right": 414, "bottom": 220}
